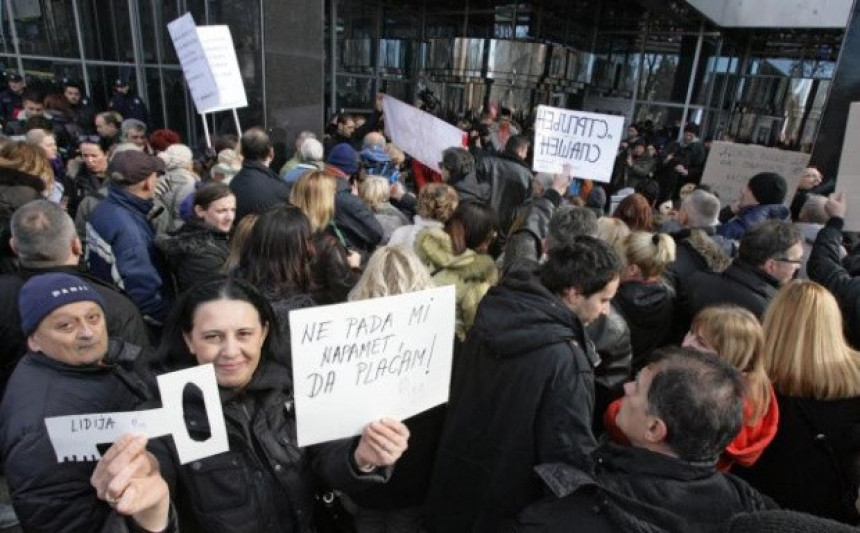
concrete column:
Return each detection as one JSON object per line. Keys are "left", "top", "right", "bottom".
{"left": 810, "top": 0, "right": 860, "bottom": 178}
{"left": 262, "top": 0, "right": 325, "bottom": 166}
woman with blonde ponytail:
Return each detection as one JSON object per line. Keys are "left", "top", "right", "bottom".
{"left": 612, "top": 231, "right": 676, "bottom": 370}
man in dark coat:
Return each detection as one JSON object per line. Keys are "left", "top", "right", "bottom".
{"left": 0, "top": 273, "right": 174, "bottom": 532}
{"left": 475, "top": 134, "right": 533, "bottom": 236}
{"left": 425, "top": 236, "right": 623, "bottom": 532}
{"left": 682, "top": 219, "right": 802, "bottom": 322}
{"left": 230, "top": 128, "right": 291, "bottom": 223}
{"left": 808, "top": 192, "right": 860, "bottom": 349}
{"left": 717, "top": 172, "right": 791, "bottom": 241}
{"left": 514, "top": 348, "right": 774, "bottom": 532}
{"left": 0, "top": 199, "right": 149, "bottom": 395}
{"left": 326, "top": 143, "right": 384, "bottom": 256}
{"left": 439, "top": 146, "right": 490, "bottom": 205}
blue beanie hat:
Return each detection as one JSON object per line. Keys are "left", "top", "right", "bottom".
{"left": 327, "top": 143, "right": 359, "bottom": 175}
{"left": 19, "top": 273, "right": 106, "bottom": 335}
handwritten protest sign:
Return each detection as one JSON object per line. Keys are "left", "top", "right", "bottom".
{"left": 836, "top": 102, "right": 860, "bottom": 231}
{"left": 382, "top": 95, "right": 466, "bottom": 173}
{"left": 701, "top": 141, "right": 810, "bottom": 207}
{"left": 167, "top": 13, "right": 247, "bottom": 114}
{"left": 532, "top": 104, "right": 625, "bottom": 182}
{"left": 44, "top": 364, "right": 228, "bottom": 465}
{"left": 290, "top": 286, "right": 456, "bottom": 447}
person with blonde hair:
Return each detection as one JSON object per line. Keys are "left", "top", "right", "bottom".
{"left": 683, "top": 305, "right": 777, "bottom": 470}
{"left": 734, "top": 280, "right": 860, "bottom": 524}
{"left": 358, "top": 176, "right": 409, "bottom": 244}
{"left": 347, "top": 246, "right": 440, "bottom": 531}
{"left": 291, "top": 170, "right": 360, "bottom": 303}
{"left": 612, "top": 231, "right": 675, "bottom": 369}
{"left": 389, "top": 182, "right": 458, "bottom": 249}
{"left": 596, "top": 217, "right": 631, "bottom": 265}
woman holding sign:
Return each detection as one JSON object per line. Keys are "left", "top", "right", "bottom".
{"left": 154, "top": 277, "right": 410, "bottom": 533}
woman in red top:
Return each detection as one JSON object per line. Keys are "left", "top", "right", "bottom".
{"left": 604, "top": 304, "right": 778, "bottom": 471}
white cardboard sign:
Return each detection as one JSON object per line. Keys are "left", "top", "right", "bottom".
{"left": 701, "top": 141, "right": 810, "bottom": 207}
{"left": 382, "top": 95, "right": 466, "bottom": 173}
{"left": 167, "top": 13, "right": 248, "bottom": 114}
{"left": 44, "top": 364, "right": 228, "bottom": 465}
{"left": 532, "top": 104, "right": 625, "bottom": 183}
{"left": 289, "top": 286, "right": 456, "bottom": 447}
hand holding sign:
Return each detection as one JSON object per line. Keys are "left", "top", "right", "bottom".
{"left": 90, "top": 434, "right": 170, "bottom": 531}
{"left": 354, "top": 418, "right": 410, "bottom": 470}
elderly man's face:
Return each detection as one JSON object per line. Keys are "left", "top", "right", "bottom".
{"left": 126, "top": 127, "right": 147, "bottom": 148}
{"left": 27, "top": 301, "right": 108, "bottom": 366}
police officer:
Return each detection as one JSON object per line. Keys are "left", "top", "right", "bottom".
{"left": 108, "top": 79, "right": 150, "bottom": 127}
{"left": 0, "top": 73, "right": 25, "bottom": 125}
{"left": 61, "top": 79, "right": 95, "bottom": 134}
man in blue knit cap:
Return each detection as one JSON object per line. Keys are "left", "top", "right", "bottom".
{"left": 0, "top": 273, "right": 173, "bottom": 532}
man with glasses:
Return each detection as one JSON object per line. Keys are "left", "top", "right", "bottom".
{"left": 681, "top": 219, "right": 803, "bottom": 321}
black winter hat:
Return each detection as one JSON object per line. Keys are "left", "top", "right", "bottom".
{"left": 747, "top": 172, "right": 787, "bottom": 205}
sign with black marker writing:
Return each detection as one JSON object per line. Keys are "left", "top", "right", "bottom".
{"left": 701, "top": 141, "right": 809, "bottom": 208}
{"left": 289, "top": 286, "right": 456, "bottom": 446}
{"left": 532, "top": 104, "right": 625, "bottom": 182}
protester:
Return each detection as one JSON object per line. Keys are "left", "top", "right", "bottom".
{"left": 612, "top": 231, "right": 676, "bottom": 370}
{"left": 230, "top": 128, "right": 289, "bottom": 222}
{"left": 515, "top": 348, "right": 773, "bottom": 532}
{"left": 682, "top": 219, "right": 803, "bottom": 320}
{"left": 426, "top": 236, "right": 622, "bottom": 532}
{"left": 156, "top": 182, "right": 234, "bottom": 294}
{"left": 414, "top": 201, "right": 498, "bottom": 339}
{"left": 279, "top": 130, "right": 317, "bottom": 176}
{"left": 807, "top": 192, "right": 860, "bottom": 349}
{"left": 612, "top": 192, "right": 653, "bottom": 231}
{"left": 290, "top": 170, "right": 361, "bottom": 304}
{"left": 735, "top": 280, "right": 860, "bottom": 524}
{"left": 0, "top": 273, "right": 173, "bottom": 532}
{"left": 346, "top": 245, "right": 443, "bottom": 532}
{"left": 358, "top": 176, "right": 410, "bottom": 244}
{"left": 389, "top": 183, "right": 459, "bottom": 249}
{"left": 70, "top": 135, "right": 112, "bottom": 230}
{"left": 718, "top": 172, "right": 790, "bottom": 240}
{"left": 475, "top": 134, "right": 532, "bottom": 237}
{"left": 154, "top": 277, "right": 409, "bottom": 532}
{"left": 233, "top": 204, "right": 316, "bottom": 363}
{"left": 438, "top": 146, "right": 490, "bottom": 204}
{"left": 86, "top": 150, "right": 170, "bottom": 325}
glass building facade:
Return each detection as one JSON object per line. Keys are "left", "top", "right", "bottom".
{"left": 0, "top": 0, "right": 848, "bottom": 157}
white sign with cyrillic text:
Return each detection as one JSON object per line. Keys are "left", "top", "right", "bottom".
{"left": 290, "top": 286, "right": 456, "bottom": 447}
{"left": 532, "top": 104, "right": 625, "bottom": 182}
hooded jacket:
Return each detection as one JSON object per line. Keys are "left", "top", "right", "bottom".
{"left": 717, "top": 204, "right": 791, "bottom": 241}
{"left": 414, "top": 227, "right": 498, "bottom": 340}
{"left": 602, "top": 385, "right": 780, "bottom": 473}
{"left": 612, "top": 279, "right": 675, "bottom": 371}
{"left": 425, "top": 266, "right": 599, "bottom": 532}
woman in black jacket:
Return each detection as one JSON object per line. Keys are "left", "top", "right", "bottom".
{"left": 612, "top": 231, "right": 676, "bottom": 371}
{"left": 155, "top": 277, "right": 410, "bottom": 533}
{"left": 735, "top": 280, "right": 860, "bottom": 525}
{"left": 156, "top": 182, "right": 234, "bottom": 294}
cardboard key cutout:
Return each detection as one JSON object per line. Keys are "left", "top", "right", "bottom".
{"left": 44, "top": 364, "right": 228, "bottom": 465}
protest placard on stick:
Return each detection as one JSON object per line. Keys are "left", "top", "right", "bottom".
{"left": 290, "top": 286, "right": 456, "bottom": 447}
{"left": 382, "top": 95, "right": 466, "bottom": 173}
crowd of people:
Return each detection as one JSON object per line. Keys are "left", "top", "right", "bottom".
{"left": 0, "top": 73, "right": 857, "bottom": 533}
